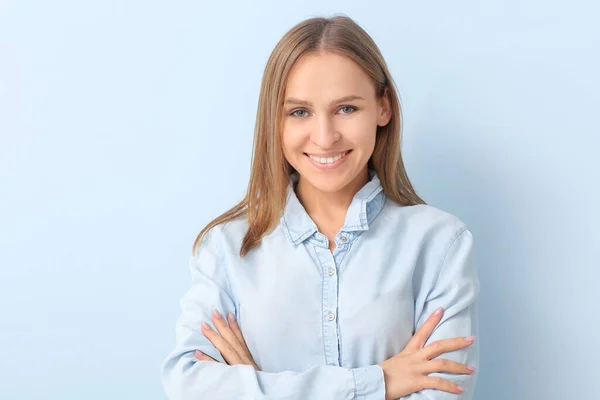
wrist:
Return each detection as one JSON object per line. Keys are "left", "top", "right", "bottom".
{"left": 351, "top": 364, "right": 386, "bottom": 399}
{"left": 378, "top": 362, "right": 394, "bottom": 400}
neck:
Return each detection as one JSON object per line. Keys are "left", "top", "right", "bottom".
{"left": 295, "top": 167, "right": 370, "bottom": 225}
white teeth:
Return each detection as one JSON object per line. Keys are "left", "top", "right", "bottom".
{"left": 308, "top": 152, "right": 347, "bottom": 164}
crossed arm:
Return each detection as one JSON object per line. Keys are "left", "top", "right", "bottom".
{"left": 161, "top": 228, "right": 479, "bottom": 399}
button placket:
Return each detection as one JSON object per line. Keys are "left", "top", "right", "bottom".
{"left": 315, "top": 246, "right": 340, "bottom": 367}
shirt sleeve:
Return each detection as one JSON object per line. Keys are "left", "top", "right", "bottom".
{"left": 160, "top": 227, "right": 386, "bottom": 400}
{"left": 400, "top": 227, "right": 480, "bottom": 400}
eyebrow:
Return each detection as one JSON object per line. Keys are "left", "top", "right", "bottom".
{"left": 283, "top": 95, "right": 365, "bottom": 107}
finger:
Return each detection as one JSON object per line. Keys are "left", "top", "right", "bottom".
{"left": 421, "top": 358, "right": 476, "bottom": 375}
{"left": 421, "top": 336, "right": 475, "bottom": 360}
{"left": 227, "top": 313, "right": 252, "bottom": 357}
{"left": 211, "top": 310, "right": 249, "bottom": 361}
{"left": 224, "top": 313, "right": 259, "bottom": 369}
{"left": 405, "top": 307, "right": 444, "bottom": 351}
{"left": 201, "top": 322, "right": 242, "bottom": 365}
{"left": 195, "top": 350, "right": 218, "bottom": 362}
{"left": 420, "top": 376, "right": 465, "bottom": 394}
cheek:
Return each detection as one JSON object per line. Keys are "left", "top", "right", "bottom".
{"left": 281, "top": 124, "right": 307, "bottom": 153}
{"left": 281, "top": 134, "right": 302, "bottom": 167}
{"left": 340, "top": 118, "right": 377, "bottom": 150}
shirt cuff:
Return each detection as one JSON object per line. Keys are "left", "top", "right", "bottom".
{"left": 352, "top": 364, "right": 386, "bottom": 400}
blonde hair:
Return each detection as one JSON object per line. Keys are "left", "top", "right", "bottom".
{"left": 193, "top": 14, "right": 426, "bottom": 257}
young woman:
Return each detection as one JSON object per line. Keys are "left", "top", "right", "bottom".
{"left": 162, "top": 15, "right": 479, "bottom": 400}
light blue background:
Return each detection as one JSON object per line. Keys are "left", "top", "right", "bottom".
{"left": 1, "top": 1, "right": 598, "bottom": 399}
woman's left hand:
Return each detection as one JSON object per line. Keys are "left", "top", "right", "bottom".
{"left": 195, "top": 309, "right": 260, "bottom": 371}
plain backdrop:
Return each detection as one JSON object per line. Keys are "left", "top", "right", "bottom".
{"left": 1, "top": 1, "right": 598, "bottom": 399}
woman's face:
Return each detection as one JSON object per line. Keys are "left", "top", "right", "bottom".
{"left": 281, "top": 51, "right": 391, "bottom": 195}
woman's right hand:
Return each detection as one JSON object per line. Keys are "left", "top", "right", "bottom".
{"left": 379, "top": 307, "right": 476, "bottom": 399}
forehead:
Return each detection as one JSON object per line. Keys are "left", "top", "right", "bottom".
{"left": 284, "top": 52, "right": 375, "bottom": 100}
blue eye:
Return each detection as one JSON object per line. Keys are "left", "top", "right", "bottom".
{"left": 289, "top": 106, "right": 357, "bottom": 118}
{"left": 339, "top": 105, "right": 356, "bottom": 114}
{"left": 291, "top": 109, "right": 309, "bottom": 118}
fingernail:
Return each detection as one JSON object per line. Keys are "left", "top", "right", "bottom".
{"left": 456, "top": 385, "right": 464, "bottom": 392}
{"left": 228, "top": 312, "right": 235, "bottom": 322}
{"left": 465, "top": 336, "right": 475, "bottom": 342}
{"left": 202, "top": 322, "right": 211, "bottom": 330}
{"left": 195, "top": 350, "right": 203, "bottom": 356}
{"left": 213, "top": 309, "right": 222, "bottom": 319}
{"left": 467, "top": 365, "right": 476, "bottom": 372}
{"left": 433, "top": 307, "right": 443, "bottom": 316}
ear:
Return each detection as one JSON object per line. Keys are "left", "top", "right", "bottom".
{"left": 377, "top": 87, "right": 392, "bottom": 127}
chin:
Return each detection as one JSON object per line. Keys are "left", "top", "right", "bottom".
{"left": 298, "top": 168, "right": 356, "bottom": 193}
{"left": 311, "top": 180, "right": 348, "bottom": 193}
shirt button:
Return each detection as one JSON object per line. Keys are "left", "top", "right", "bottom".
{"left": 339, "top": 235, "right": 348, "bottom": 243}
{"left": 327, "top": 312, "right": 336, "bottom": 321}
{"left": 328, "top": 267, "right": 336, "bottom": 276}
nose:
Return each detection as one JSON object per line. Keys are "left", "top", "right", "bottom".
{"left": 310, "top": 114, "right": 340, "bottom": 149}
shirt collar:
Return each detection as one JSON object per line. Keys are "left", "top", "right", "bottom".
{"left": 281, "top": 169, "right": 386, "bottom": 246}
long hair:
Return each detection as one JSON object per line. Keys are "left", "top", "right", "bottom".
{"left": 192, "top": 14, "right": 426, "bottom": 257}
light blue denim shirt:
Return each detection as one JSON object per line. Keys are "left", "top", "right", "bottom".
{"left": 161, "top": 170, "right": 480, "bottom": 399}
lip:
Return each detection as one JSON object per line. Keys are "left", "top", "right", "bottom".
{"left": 304, "top": 150, "right": 351, "bottom": 170}
{"left": 305, "top": 151, "right": 349, "bottom": 157}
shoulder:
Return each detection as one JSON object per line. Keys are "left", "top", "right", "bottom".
{"left": 378, "top": 201, "right": 472, "bottom": 254}
{"left": 197, "top": 214, "right": 249, "bottom": 257}
{"left": 382, "top": 201, "right": 468, "bottom": 235}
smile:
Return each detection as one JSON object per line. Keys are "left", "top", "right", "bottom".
{"left": 305, "top": 151, "right": 350, "bottom": 164}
